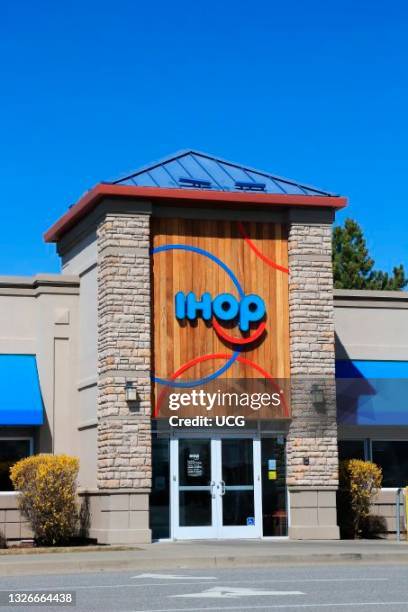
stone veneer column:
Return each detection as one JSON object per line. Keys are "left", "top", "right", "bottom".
{"left": 287, "top": 222, "right": 340, "bottom": 539}
{"left": 95, "top": 212, "right": 152, "bottom": 544}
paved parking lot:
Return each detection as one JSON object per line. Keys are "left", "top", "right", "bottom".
{"left": 1, "top": 563, "right": 408, "bottom": 611}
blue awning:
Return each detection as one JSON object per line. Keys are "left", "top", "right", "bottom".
{"left": 0, "top": 355, "right": 44, "bottom": 425}
{"left": 336, "top": 359, "right": 408, "bottom": 426}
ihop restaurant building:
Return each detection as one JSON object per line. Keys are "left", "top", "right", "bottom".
{"left": 0, "top": 150, "right": 407, "bottom": 543}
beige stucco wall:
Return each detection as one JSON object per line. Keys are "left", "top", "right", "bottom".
{"left": 0, "top": 275, "right": 80, "bottom": 540}
{"left": 335, "top": 289, "right": 408, "bottom": 535}
{"left": 0, "top": 275, "right": 80, "bottom": 455}
{"left": 334, "top": 289, "right": 408, "bottom": 361}
{"left": 61, "top": 231, "right": 98, "bottom": 490}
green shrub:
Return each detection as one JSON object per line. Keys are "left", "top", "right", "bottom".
{"left": 10, "top": 454, "right": 79, "bottom": 546}
{"left": 338, "top": 459, "right": 382, "bottom": 538}
{"left": 0, "top": 529, "right": 6, "bottom": 549}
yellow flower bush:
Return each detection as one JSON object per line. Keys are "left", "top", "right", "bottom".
{"left": 10, "top": 454, "right": 79, "bottom": 546}
{"left": 339, "top": 459, "right": 382, "bottom": 538}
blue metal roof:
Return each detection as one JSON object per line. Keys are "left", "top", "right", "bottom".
{"left": 0, "top": 355, "right": 44, "bottom": 425}
{"left": 111, "top": 149, "right": 336, "bottom": 196}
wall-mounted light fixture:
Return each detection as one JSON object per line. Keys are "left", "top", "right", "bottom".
{"left": 125, "top": 381, "right": 137, "bottom": 402}
{"left": 311, "top": 384, "right": 326, "bottom": 412}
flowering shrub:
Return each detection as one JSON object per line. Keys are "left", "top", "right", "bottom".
{"left": 339, "top": 459, "right": 382, "bottom": 538}
{"left": 10, "top": 454, "right": 79, "bottom": 546}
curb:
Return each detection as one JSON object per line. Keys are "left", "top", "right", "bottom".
{"left": 1, "top": 552, "right": 408, "bottom": 576}
{"left": 0, "top": 545, "right": 141, "bottom": 556}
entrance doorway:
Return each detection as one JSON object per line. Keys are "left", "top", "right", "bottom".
{"left": 170, "top": 434, "right": 262, "bottom": 539}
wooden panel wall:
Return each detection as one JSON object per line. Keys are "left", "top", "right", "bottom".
{"left": 152, "top": 217, "right": 290, "bottom": 386}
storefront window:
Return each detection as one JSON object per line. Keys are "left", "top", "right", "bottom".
{"left": 149, "top": 434, "right": 170, "bottom": 539}
{"left": 261, "top": 437, "right": 287, "bottom": 536}
{"left": 0, "top": 439, "right": 32, "bottom": 491}
{"left": 372, "top": 441, "right": 408, "bottom": 488}
{"left": 338, "top": 440, "right": 365, "bottom": 462}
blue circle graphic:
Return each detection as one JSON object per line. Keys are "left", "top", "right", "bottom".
{"left": 151, "top": 244, "right": 244, "bottom": 298}
{"left": 151, "top": 243, "right": 243, "bottom": 386}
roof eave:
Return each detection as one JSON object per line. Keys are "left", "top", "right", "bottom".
{"left": 44, "top": 183, "right": 347, "bottom": 243}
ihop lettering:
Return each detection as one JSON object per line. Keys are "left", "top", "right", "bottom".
{"left": 174, "top": 292, "right": 266, "bottom": 332}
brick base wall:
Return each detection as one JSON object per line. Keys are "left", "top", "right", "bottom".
{"left": 0, "top": 493, "right": 32, "bottom": 541}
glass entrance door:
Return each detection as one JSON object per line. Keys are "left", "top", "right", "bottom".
{"left": 172, "top": 438, "right": 217, "bottom": 539}
{"left": 218, "top": 438, "right": 261, "bottom": 537}
{"left": 171, "top": 435, "right": 261, "bottom": 539}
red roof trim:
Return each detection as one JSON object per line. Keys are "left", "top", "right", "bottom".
{"left": 44, "top": 183, "right": 347, "bottom": 243}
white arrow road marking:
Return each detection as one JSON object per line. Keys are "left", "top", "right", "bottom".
{"left": 131, "top": 603, "right": 408, "bottom": 612}
{"left": 132, "top": 573, "right": 217, "bottom": 580}
{"left": 171, "top": 586, "right": 304, "bottom": 599}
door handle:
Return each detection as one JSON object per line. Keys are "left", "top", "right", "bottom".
{"left": 220, "top": 480, "right": 226, "bottom": 496}
{"left": 210, "top": 480, "right": 216, "bottom": 498}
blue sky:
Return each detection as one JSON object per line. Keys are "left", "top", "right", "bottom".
{"left": 1, "top": 1, "right": 407, "bottom": 275}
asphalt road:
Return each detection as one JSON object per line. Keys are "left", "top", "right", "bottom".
{"left": 0, "top": 564, "right": 408, "bottom": 612}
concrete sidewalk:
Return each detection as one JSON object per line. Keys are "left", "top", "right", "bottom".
{"left": 1, "top": 539, "right": 408, "bottom": 576}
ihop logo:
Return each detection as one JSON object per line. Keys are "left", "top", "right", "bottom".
{"left": 175, "top": 291, "right": 266, "bottom": 332}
